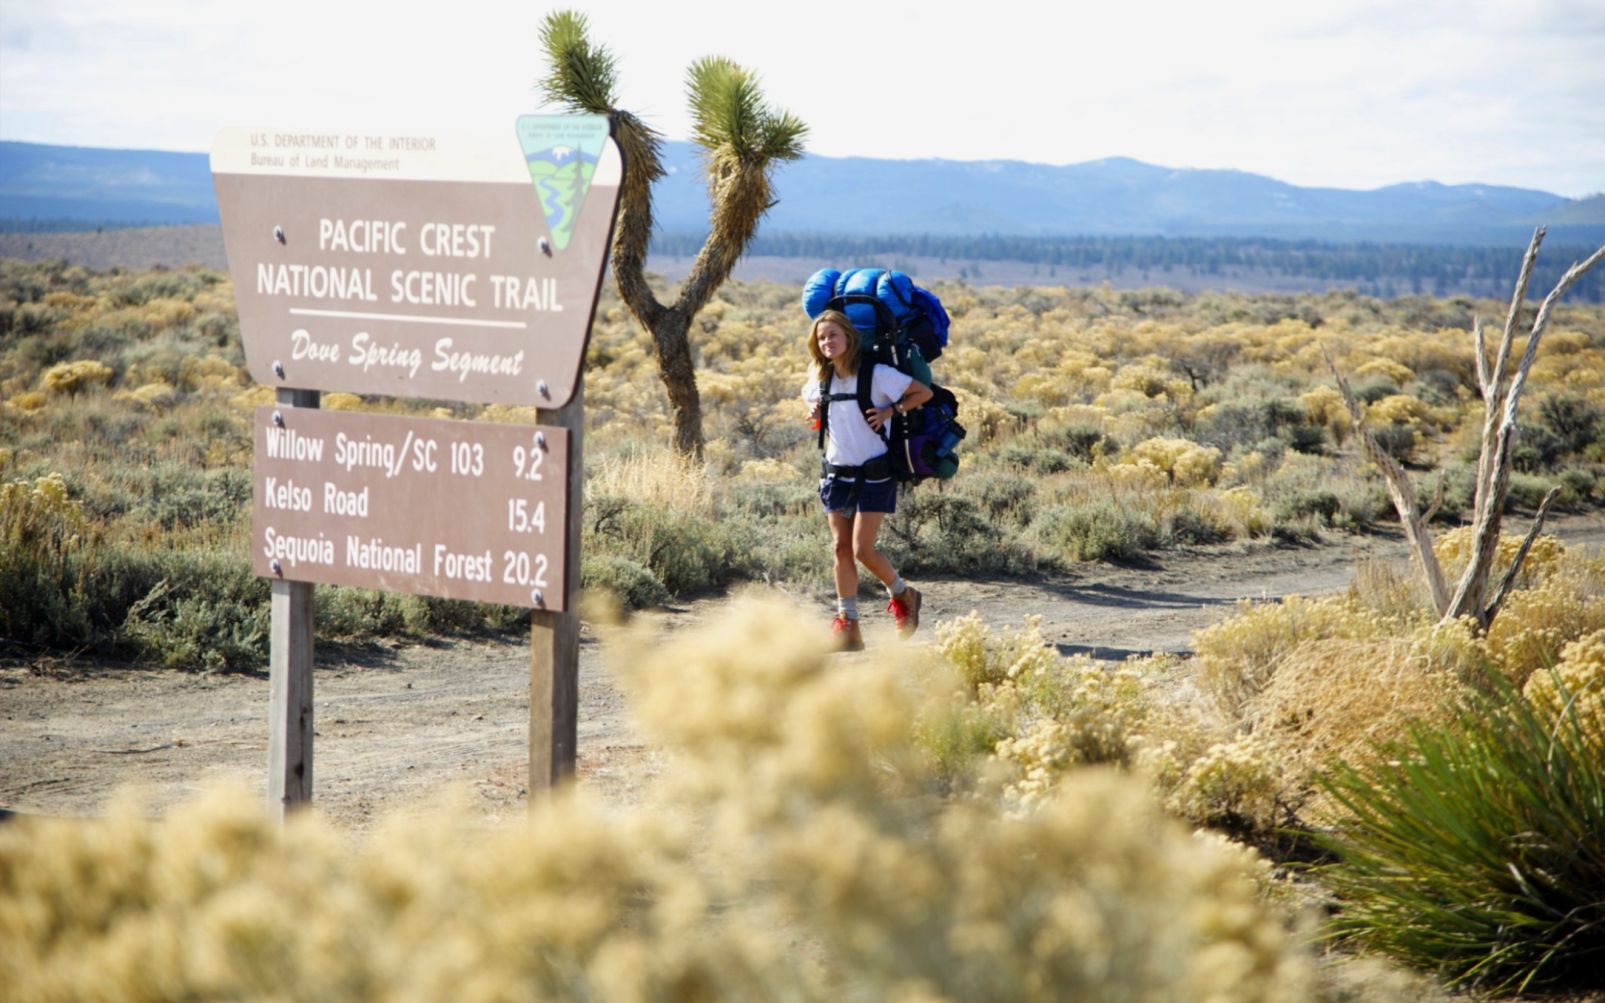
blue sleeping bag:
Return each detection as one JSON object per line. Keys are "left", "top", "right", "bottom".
{"left": 802, "top": 267, "right": 949, "bottom": 363}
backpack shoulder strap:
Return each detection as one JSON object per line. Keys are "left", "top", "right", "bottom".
{"left": 856, "top": 363, "right": 875, "bottom": 414}
{"left": 817, "top": 373, "right": 832, "bottom": 450}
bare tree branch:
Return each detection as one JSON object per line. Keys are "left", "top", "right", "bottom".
{"left": 1323, "top": 344, "right": 1450, "bottom": 614}
{"left": 1421, "top": 475, "right": 1446, "bottom": 527}
{"left": 1483, "top": 486, "right": 1561, "bottom": 624}
{"left": 1448, "top": 240, "right": 1605, "bottom": 624}
{"left": 1473, "top": 316, "right": 1490, "bottom": 398}
{"left": 1476, "top": 227, "right": 1544, "bottom": 524}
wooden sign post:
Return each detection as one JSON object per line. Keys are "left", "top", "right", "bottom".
{"left": 212, "top": 118, "right": 621, "bottom": 818}
{"left": 532, "top": 379, "right": 583, "bottom": 790}
{"left": 268, "top": 390, "right": 317, "bottom": 814}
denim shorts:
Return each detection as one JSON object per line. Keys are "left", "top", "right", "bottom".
{"left": 819, "top": 475, "right": 898, "bottom": 514}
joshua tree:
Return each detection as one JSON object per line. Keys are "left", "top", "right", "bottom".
{"left": 1325, "top": 228, "right": 1605, "bottom": 629}
{"left": 538, "top": 11, "right": 807, "bottom": 458}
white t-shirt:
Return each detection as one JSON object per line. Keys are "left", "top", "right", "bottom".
{"left": 802, "top": 364, "right": 915, "bottom": 467}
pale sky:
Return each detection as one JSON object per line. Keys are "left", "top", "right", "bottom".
{"left": 2, "top": 0, "right": 1602, "bottom": 197}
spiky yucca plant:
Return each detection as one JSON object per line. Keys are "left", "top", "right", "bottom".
{"left": 1317, "top": 675, "right": 1605, "bottom": 992}
{"left": 538, "top": 11, "right": 807, "bottom": 457}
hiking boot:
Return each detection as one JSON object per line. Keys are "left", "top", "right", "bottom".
{"left": 888, "top": 586, "right": 922, "bottom": 639}
{"left": 831, "top": 615, "right": 865, "bottom": 652}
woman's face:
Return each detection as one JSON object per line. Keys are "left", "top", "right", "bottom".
{"left": 816, "top": 320, "right": 849, "bottom": 361}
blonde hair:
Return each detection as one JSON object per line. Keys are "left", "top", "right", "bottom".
{"left": 806, "top": 309, "right": 862, "bottom": 383}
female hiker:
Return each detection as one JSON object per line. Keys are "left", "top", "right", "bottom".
{"left": 803, "top": 309, "right": 933, "bottom": 651}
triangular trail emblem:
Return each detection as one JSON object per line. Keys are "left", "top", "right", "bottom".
{"left": 515, "top": 114, "right": 611, "bottom": 253}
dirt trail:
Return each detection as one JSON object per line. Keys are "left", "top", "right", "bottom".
{"left": 5, "top": 513, "right": 1604, "bottom": 827}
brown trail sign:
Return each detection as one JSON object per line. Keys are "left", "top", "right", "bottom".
{"left": 213, "top": 120, "right": 620, "bottom": 408}
{"left": 214, "top": 118, "right": 621, "bottom": 817}
{"left": 253, "top": 407, "right": 571, "bottom": 609}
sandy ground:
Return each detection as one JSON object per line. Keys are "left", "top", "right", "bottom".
{"left": 4, "top": 513, "right": 1604, "bottom": 828}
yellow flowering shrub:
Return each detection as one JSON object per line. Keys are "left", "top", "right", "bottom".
{"left": 1354, "top": 358, "right": 1416, "bottom": 385}
{"left": 1103, "top": 457, "right": 1168, "bottom": 490}
{"left": 1012, "top": 370, "right": 1074, "bottom": 408}
{"left": 40, "top": 359, "right": 113, "bottom": 394}
{"left": 1485, "top": 569, "right": 1605, "bottom": 687}
{"left": 6, "top": 389, "right": 49, "bottom": 412}
{"left": 177, "top": 353, "right": 244, "bottom": 392}
{"left": 1433, "top": 526, "right": 1567, "bottom": 587}
{"left": 1121, "top": 436, "right": 1222, "bottom": 487}
{"left": 229, "top": 384, "right": 276, "bottom": 411}
{"left": 1174, "top": 733, "right": 1286, "bottom": 827}
{"left": 936, "top": 613, "right": 1152, "bottom": 810}
{"left": 732, "top": 457, "right": 802, "bottom": 484}
{"left": 114, "top": 381, "right": 178, "bottom": 410}
{"left": 934, "top": 611, "right": 1059, "bottom": 691}
{"left": 1194, "top": 595, "right": 1396, "bottom": 718}
{"left": 1523, "top": 628, "right": 1605, "bottom": 746}
{"left": 138, "top": 297, "right": 198, "bottom": 329}
{"left": 321, "top": 392, "right": 363, "bottom": 411}
{"left": 1110, "top": 362, "right": 1191, "bottom": 401}
{"left": 1037, "top": 403, "right": 1109, "bottom": 433}
{"left": 2, "top": 472, "right": 85, "bottom": 546}
{"left": 476, "top": 403, "right": 539, "bottom": 424}
{"left": 1299, "top": 384, "right": 1347, "bottom": 424}
{"left": 949, "top": 386, "right": 1016, "bottom": 444}
{"left": 1216, "top": 485, "right": 1272, "bottom": 537}
{"left": 1365, "top": 394, "right": 1432, "bottom": 429}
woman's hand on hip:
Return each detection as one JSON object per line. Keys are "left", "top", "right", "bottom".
{"left": 865, "top": 405, "right": 894, "bottom": 432}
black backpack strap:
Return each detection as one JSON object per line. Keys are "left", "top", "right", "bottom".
{"left": 856, "top": 364, "right": 875, "bottom": 416}
{"left": 817, "top": 373, "right": 831, "bottom": 450}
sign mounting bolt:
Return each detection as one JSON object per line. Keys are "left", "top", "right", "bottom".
{"left": 273, "top": 360, "right": 286, "bottom": 379}
{"left": 272, "top": 410, "right": 284, "bottom": 426}
{"left": 539, "top": 236, "right": 552, "bottom": 256}
{"left": 271, "top": 559, "right": 283, "bottom": 575}
{"left": 537, "top": 380, "right": 550, "bottom": 399}
{"left": 273, "top": 225, "right": 286, "bottom": 244}
{"left": 535, "top": 431, "right": 547, "bottom": 450}
{"left": 531, "top": 589, "right": 545, "bottom": 607}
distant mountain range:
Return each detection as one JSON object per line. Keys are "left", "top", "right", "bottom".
{"left": 2, "top": 138, "right": 1601, "bottom": 247}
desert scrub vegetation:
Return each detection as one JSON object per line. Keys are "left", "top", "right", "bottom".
{"left": 915, "top": 530, "right": 1604, "bottom": 991}
{"left": 3, "top": 255, "right": 1604, "bottom": 662}
{"left": 956, "top": 528, "right": 1605, "bottom": 832}
{"left": 1317, "top": 673, "right": 1605, "bottom": 993}
{"left": 2, "top": 597, "right": 1450, "bottom": 1003}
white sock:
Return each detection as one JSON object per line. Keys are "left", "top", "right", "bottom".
{"left": 889, "top": 575, "right": 907, "bottom": 597}
{"left": 837, "top": 596, "right": 859, "bottom": 620}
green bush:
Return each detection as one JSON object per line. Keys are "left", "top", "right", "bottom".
{"left": 1369, "top": 424, "right": 1416, "bottom": 465}
{"left": 889, "top": 490, "right": 1037, "bottom": 575}
{"left": 582, "top": 554, "right": 670, "bottom": 610}
{"left": 117, "top": 550, "right": 269, "bottom": 671}
{"left": 0, "top": 474, "right": 93, "bottom": 649}
{"left": 1160, "top": 503, "right": 1230, "bottom": 546}
{"left": 997, "top": 425, "right": 1109, "bottom": 473}
{"left": 1272, "top": 487, "right": 1340, "bottom": 526}
{"left": 588, "top": 497, "right": 753, "bottom": 596}
{"left": 1318, "top": 677, "right": 1605, "bottom": 993}
{"left": 1031, "top": 499, "right": 1160, "bottom": 562}
{"left": 1536, "top": 392, "right": 1604, "bottom": 457}
{"left": 315, "top": 586, "right": 411, "bottom": 637}
{"left": 1507, "top": 472, "right": 1560, "bottom": 511}
{"left": 1333, "top": 480, "right": 1392, "bottom": 530}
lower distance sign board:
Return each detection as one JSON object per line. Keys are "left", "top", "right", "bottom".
{"left": 253, "top": 407, "right": 568, "bottom": 609}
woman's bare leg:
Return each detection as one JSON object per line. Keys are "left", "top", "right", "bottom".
{"left": 829, "top": 510, "right": 858, "bottom": 598}
{"left": 851, "top": 510, "right": 898, "bottom": 588}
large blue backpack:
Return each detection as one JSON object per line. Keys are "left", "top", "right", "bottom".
{"left": 803, "top": 267, "right": 965, "bottom": 482}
